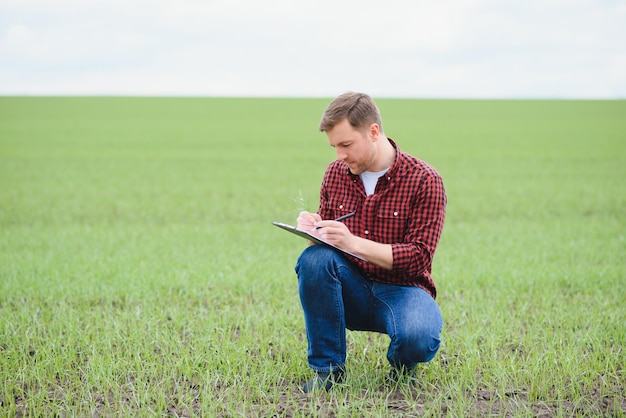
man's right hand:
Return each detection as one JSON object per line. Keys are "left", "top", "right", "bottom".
{"left": 297, "top": 211, "right": 322, "bottom": 231}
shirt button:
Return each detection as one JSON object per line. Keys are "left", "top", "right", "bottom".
{"left": 365, "top": 230, "right": 369, "bottom": 235}
{"left": 339, "top": 205, "right": 343, "bottom": 209}
{"left": 393, "top": 211, "right": 398, "bottom": 216}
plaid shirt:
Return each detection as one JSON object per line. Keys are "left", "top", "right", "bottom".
{"left": 318, "top": 139, "right": 446, "bottom": 298}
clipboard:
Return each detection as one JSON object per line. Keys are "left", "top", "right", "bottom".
{"left": 272, "top": 222, "right": 366, "bottom": 261}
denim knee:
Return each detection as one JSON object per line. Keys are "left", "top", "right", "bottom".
{"left": 388, "top": 325, "right": 441, "bottom": 368}
{"left": 410, "top": 326, "right": 441, "bottom": 363}
{"left": 385, "top": 290, "right": 443, "bottom": 367}
{"left": 295, "top": 246, "right": 336, "bottom": 280}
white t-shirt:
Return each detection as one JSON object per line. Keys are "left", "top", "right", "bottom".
{"left": 360, "top": 169, "right": 389, "bottom": 196}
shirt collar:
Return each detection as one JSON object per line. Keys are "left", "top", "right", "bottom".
{"left": 382, "top": 137, "right": 406, "bottom": 180}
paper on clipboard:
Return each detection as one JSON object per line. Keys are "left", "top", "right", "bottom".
{"left": 272, "top": 221, "right": 366, "bottom": 261}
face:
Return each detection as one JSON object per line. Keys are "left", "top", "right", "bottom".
{"left": 326, "top": 119, "right": 378, "bottom": 175}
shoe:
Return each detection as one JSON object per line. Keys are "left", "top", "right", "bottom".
{"left": 387, "top": 366, "right": 417, "bottom": 384}
{"left": 302, "top": 369, "right": 345, "bottom": 393}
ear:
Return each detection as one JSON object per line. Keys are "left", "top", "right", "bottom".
{"left": 369, "top": 123, "right": 380, "bottom": 141}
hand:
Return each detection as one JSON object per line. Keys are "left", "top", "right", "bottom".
{"left": 296, "top": 211, "right": 322, "bottom": 231}
{"left": 315, "top": 220, "right": 355, "bottom": 249}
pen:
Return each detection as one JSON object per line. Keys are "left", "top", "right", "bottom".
{"left": 314, "top": 212, "right": 356, "bottom": 230}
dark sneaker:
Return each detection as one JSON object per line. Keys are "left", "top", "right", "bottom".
{"left": 387, "top": 366, "right": 417, "bottom": 384}
{"left": 302, "top": 369, "right": 345, "bottom": 393}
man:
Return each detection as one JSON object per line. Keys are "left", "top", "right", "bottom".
{"left": 295, "top": 92, "right": 446, "bottom": 393}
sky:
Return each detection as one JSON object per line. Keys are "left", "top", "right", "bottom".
{"left": 1, "top": 0, "right": 625, "bottom": 98}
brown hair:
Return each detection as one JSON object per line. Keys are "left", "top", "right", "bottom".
{"left": 319, "top": 92, "right": 383, "bottom": 132}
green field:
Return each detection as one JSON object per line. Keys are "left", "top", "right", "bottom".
{"left": 1, "top": 97, "right": 624, "bottom": 416}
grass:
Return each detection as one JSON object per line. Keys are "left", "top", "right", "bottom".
{"left": 1, "top": 97, "right": 624, "bottom": 416}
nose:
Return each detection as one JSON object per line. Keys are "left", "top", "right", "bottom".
{"left": 336, "top": 149, "right": 347, "bottom": 161}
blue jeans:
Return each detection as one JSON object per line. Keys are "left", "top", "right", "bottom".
{"left": 295, "top": 245, "right": 443, "bottom": 373}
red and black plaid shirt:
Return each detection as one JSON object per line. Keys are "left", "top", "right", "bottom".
{"left": 318, "top": 139, "right": 446, "bottom": 298}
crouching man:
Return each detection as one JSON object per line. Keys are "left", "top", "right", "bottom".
{"left": 295, "top": 92, "right": 446, "bottom": 392}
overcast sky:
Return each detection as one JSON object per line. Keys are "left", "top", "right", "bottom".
{"left": 1, "top": 0, "right": 625, "bottom": 98}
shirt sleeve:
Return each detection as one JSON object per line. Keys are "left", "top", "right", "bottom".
{"left": 390, "top": 172, "right": 446, "bottom": 277}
